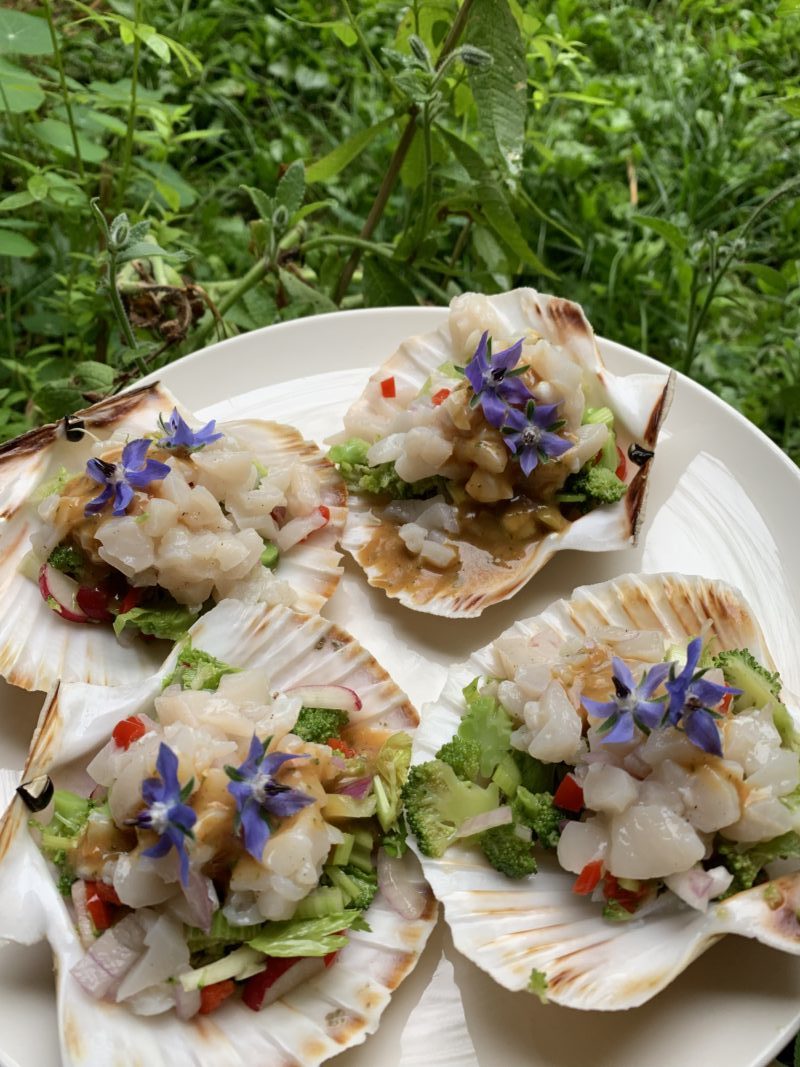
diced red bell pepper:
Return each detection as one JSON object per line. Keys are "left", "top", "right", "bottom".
{"left": 719, "top": 692, "right": 733, "bottom": 714}
{"left": 327, "top": 738, "right": 357, "bottom": 758}
{"left": 199, "top": 979, "right": 237, "bottom": 1015}
{"left": 572, "top": 859, "right": 604, "bottom": 895}
{"left": 84, "top": 882, "right": 115, "bottom": 930}
{"left": 117, "top": 586, "right": 143, "bottom": 616}
{"left": 380, "top": 376, "right": 396, "bottom": 399}
{"left": 614, "top": 445, "right": 627, "bottom": 481}
{"left": 553, "top": 774, "right": 584, "bottom": 813}
{"left": 431, "top": 388, "right": 451, "bottom": 407}
{"left": 242, "top": 958, "right": 299, "bottom": 1012}
{"left": 112, "top": 715, "right": 147, "bottom": 750}
{"left": 319, "top": 504, "right": 330, "bottom": 521}
{"left": 324, "top": 950, "right": 338, "bottom": 968}
{"left": 603, "top": 873, "right": 648, "bottom": 913}
{"left": 91, "top": 881, "right": 122, "bottom": 906}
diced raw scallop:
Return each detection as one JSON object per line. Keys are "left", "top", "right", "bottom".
{"left": 419, "top": 539, "right": 457, "bottom": 569}
{"left": 497, "top": 680, "right": 525, "bottom": 717}
{"left": 527, "top": 338, "right": 584, "bottom": 429}
{"left": 640, "top": 726, "right": 706, "bottom": 768}
{"left": 582, "top": 763, "right": 639, "bottom": 815}
{"left": 607, "top": 805, "right": 705, "bottom": 879}
{"left": 514, "top": 663, "right": 553, "bottom": 700}
{"left": 747, "top": 748, "right": 800, "bottom": 796}
{"left": 606, "top": 630, "right": 665, "bottom": 664}
{"left": 394, "top": 427, "right": 454, "bottom": 483}
{"left": 557, "top": 816, "right": 609, "bottom": 874}
{"left": 464, "top": 468, "right": 514, "bottom": 503}
{"left": 722, "top": 707, "right": 783, "bottom": 776}
{"left": 139, "top": 497, "right": 179, "bottom": 539}
{"left": 398, "top": 522, "right": 426, "bottom": 555}
{"left": 217, "top": 667, "right": 271, "bottom": 706}
{"left": 564, "top": 423, "right": 608, "bottom": 474}
{"left": 286, "top": 462, "right": 321, "bottom": 518}
{"left": 96, "top": 516, "right": 155, "bottom": 578}
{"left": 367, "top": 433, "right": 406, "bottom": 466}
{"left": 722, "top": 795, "right": 794, "bottom": 843}
{"left": 523, "top": 681, "right": 583, "bottom": 763}
{"left": 227, "top": 485, "right": 286, "bottom": 531}
{"left": 179, "top": 484, "right": 228, "bottom": 531}
{"left": 191, "top": 449, "right": 254, "bottom": 499}
{"left": 683, "top": 765, "right": 741, "bottom": 833}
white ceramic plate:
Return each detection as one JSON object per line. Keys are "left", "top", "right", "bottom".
{"left": 1, "top": 307, "right": 799, "bottom": 1067}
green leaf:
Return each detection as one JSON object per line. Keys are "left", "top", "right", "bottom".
{"left": 0, "top": 228, "right": 36, "bottom": 257}
{"left": 73, "top": 361, "right": 115, "bottom": 391}
{"left": 242, "top": 185, "right": 275, "bottom": 227}
{"left": 33, "top": 379, "right": 83, "bottom": 419}
{"left": 362, "top": 257, "right": 417, "bottom": 307}
{"left": 737, "top": 262, "right": 789, "bottom": 294}
{"left": 465, "top": 0, "right": 526, "bottom": 174}
{"left": 278, "top": 268, "right": 336, "bottom": 312}
{"left": 0, "top": 57, "right": 45, "bottom": 112}
{"left": 276, "top": 159, "right": 305, "bottom": 216}
{"left": 0, "top": 10, "right": 51, "bottom": 56}
{"left": 305, "top": 116, "right": 395, "bottom": 183}
{"left": 138, "top": 159, "right": 197, "bottom": 208}
{"left": 0, "top": 189, "right": 35, "bottom": 212}
{"left": 26, "top": 173, "right": 49, "bottom": 201}
{"left": 632, "top": 215, "right": 687, "bottom": 253}
{"left": 31, "top": 118, "right": 108, "bottom": 163}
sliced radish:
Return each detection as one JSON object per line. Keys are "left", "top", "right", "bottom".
{"left": 275, "top": 507, "right": 330, "bottom": 551}
{"left": 39, "top": 563, "right": 89, "bottom": 623}
{"left": 285, "top": 684, "right": 362, "bottom": 713}
{"left": 76, "top": 585, "right": 114, "bottom": 622}
{"left": 242, "top": 956, "right": 324, "bottom": 1012}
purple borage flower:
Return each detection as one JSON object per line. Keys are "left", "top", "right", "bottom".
{"left": 463, "top": 330, "right": 533, "bottom": 427}
{"left": 84, "top": 438, "right": 170, "bottom": 517}
{"left": 664, "top": 637, "right": 741, "bottom": 757}
{"left": 157, "top": 408, "right": 223, "bottom": 451}
{"left": 128, "top": 742, "right": 197, "bottom": 886}
{"left": 501, "top": 398, "right": 571, "bottom": 476}
{"left": 582, "top": 657, "right": 672, "bottom": 745}
{"left": 225, "top": 735, "right": 314, "bottom": 861}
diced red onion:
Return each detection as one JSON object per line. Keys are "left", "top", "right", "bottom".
{"left": 665, "top": 865, "right": 734, "bottom": 911}
{"left": 174, "top": 981, "right": 201, "bottom": 1020}
{"left": 71, "top": 913, "right": 146, "bottom": 1000}
{"left": 116, "top": 915, "right": 189, "bottom": 1002}
{"left": 285, "top": 684, "right": 362, "bottom": 713}
{"left": 336, "top": 776, "right": 373, "bottom": 799}
{"left": 70, "top": 880, "right": 94, "bottom": 950}
{"left": 260, "top": 957, "right": 324, "bottom": 1009}
{"left": 454, "top": 806, "right": 513, "bottom": 840}
{"left": 169, "top": 871, "right": 218, "bottom": 933}
{"left": 275, "top": 508, "right": 329, "bottom": 551}
{"left": 376, "top": 848, "right": 429, "bottom": 920}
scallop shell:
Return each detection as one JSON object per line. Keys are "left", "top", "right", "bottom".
{"left": 0, "top": 385, "right": 346, "bottom": 692}
{"left": 0, "top": 599, "right": 437, "bottom": 1066}
{"left": 411, "top": 571, "right": 800, "bottom": 1009}
{"left": 340, "top": 289, "right": 673, "bottom": 617}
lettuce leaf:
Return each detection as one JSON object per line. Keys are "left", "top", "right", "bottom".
{"left": 113, "top": 603, "right": 198, "bottom": 640}
{"left": 246, "top": 910, "right": 369, "bottom": 957}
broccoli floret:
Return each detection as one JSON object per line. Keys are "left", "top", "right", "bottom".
{"left": 558, "top": 464, "right": 627, "bottom": 510}
{"left": 403, "top": 760, "right": 500, "bottom": 858}
{"left": 294, "top": 706, "right": 349, "bottom": 745}
{"left": 458, "top": 678, "right": 513, "bottom": 779}
{"left": 436, "top": 736, "right": 481, "bottom": 781}
{"left": 528, "top": 968, "right": 549, "bottom": 1004}
{"left": 713, "top": 649, "right": 797, "bottom": 750}
{"left": 329, "top": 438, "right": 443, "bottom": 500}
{"left": 480, "top": 823, "right": 537, "bottom": 879}
{"left": 513, "top": 787, "right": 561, "bottom": 849}
{"left": 163, "top": 641, "right": 238, "bottom": 691}
{"left": 325, "top": 864, "right": 379, "bottom": 910}
{"left": 718, "top": 832, "right": 800, "bottom": 895}
{"left": 48, "top": 543, "right": 85, "bottom": 580}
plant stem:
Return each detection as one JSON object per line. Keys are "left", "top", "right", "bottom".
{"left": 186, "top": 257, "right": 271, "bottom": 351}
{"left": 42, "top": 0, "right": 84, "bottom": 181}
{"left": 299, "top": 234, "right": 395, "bottom": 257}
{"left": 341, "top": 0, "right": 395, "bottom": 95}
{"left": 332, "top": 0, "right": 476, "bottom": 304}
{"left": 118, "top": 0, "right": 143, "bottom": 211}
{"left": 107, "top": 251, "right": 139, "bottom": 353}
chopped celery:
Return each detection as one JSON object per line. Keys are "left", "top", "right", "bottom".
{"left": 492, "top": 753, "right": 522, "bottom": 798}
{"left": 180, "top": 946, "right": 266, "bottom": 991}
{"left": 330, "top": 832, "right": 355, "bottom": 866}
{"left": 260, "top": 541, "right": 279, "bottom": 569}
{"left": 293, "top": 886, "right": 346, "bottom": 919}
{"left": 322, "top": 793, "right": 377, "bottom": 820}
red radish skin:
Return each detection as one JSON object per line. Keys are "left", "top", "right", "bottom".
{"left": 76, "top": 585, "right": 114, "bottom": 622}
{"left": 39, "top": 563, "right": 89, "bottom": 623}
{"left": 285, "top": 685, "right": 362, "bottom": 713}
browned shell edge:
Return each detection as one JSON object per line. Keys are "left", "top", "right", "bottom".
{"left": 0, "top": 382, "right": 168, "bottom": 465}
{"left": 626, "top": 369, "right": 676, "bottom": 545}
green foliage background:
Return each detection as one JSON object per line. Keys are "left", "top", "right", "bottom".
{"left": 1, "top": 0, "right": 799, "bottom": 462}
